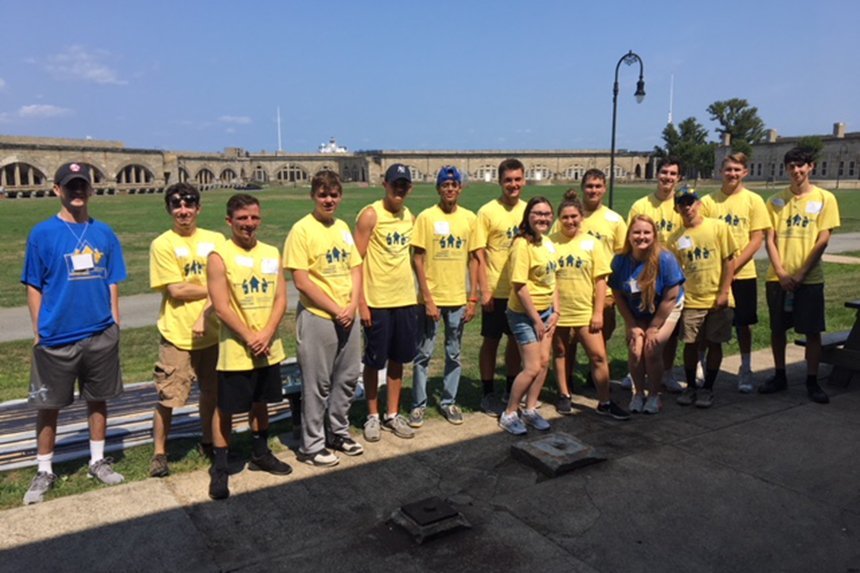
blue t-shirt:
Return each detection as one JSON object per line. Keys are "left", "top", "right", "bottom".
{"left": 22, "top": 216, "right": 127, "bottom": 347}
{"left": 609, "top": 249, "right": 685, "bottom": 320}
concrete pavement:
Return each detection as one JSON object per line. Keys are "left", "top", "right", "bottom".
{"left": 1, "top": 345, "right": 858, "bottom": 572}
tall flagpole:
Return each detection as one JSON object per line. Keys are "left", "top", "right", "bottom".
{"left": 277, "top": 106, "right": 282, "bottom": 153}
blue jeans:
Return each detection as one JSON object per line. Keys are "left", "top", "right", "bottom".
{"left": 412, "top": 305, "right": 466, "bottom": 408}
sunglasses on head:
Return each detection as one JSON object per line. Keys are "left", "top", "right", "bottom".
{"left": 168, "top": 194, "right": 199, "bottom": 209}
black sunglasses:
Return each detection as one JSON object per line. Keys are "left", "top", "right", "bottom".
{"left": 168, "top": 194, "right": 199, "bottom": 209}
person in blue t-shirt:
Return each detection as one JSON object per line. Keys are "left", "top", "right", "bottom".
{"left": 20, "top": 162, "right": 127, "bottom": 505}
{"left": 610, "top": 214, "right": 685, "bottom": 415}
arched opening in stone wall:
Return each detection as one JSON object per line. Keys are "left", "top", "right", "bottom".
{"left": 116, "top": 164, "right": 155, "bottom": 185}
{"left": 634, "top": 164, "right": 642, "bottom": 179}
{"left": 473, "top": 164, "right": 496, "bottom": 183}
{"left": 220, "top": 168, "right": 238, "bottom": 183}
{"left": 526, "top": 165, "right": 553, "bottom": 182}
{"left": 404, "top": 165, "right": 422, "bottom": 182}
{"left": 276, "top": 164, "right": 308, "bottom": 183}
{"left": 1, "top": 162, "right": 48, "bottom": 188}
{"left": 178, "top": 167, "right": 190, "bottom": 183}
{"left": 195, "top": 168, "right": 215, "bottom": 186}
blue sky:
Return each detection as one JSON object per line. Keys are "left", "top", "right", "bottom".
{"left": 1, "top": 0, "right": 857, "bottom": 154}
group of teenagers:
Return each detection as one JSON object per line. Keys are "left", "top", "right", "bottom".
{"left": 20, "top": 145, "right": 840, "bottom": 504}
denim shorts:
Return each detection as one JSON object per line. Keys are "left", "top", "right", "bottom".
{"left": 506, "top": 307, "right": 554, "bottom": 346}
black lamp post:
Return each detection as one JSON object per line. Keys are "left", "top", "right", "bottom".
{"left": 609, "top": 50, "right": 646, "bottom": 209}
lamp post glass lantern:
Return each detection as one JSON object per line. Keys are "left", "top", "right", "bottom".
{"left": 609, "top": 50, "right": 645, "bottom": 209}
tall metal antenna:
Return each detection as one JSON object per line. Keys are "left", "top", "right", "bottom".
{"left": 667, "top": 74, "right": 674, "bottom": 125}
{"left": 277, "top": 106, "right": 282, "bottom": 152}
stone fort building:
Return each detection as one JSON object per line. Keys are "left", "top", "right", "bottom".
{"left": 0, "top": 134, "right": 654, "bottom": 198}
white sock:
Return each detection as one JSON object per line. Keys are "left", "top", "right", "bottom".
{"left": 740, "top": 353, "right": 751, "bottom": 372}
{"left": 368, "top": 413, "right": 379, "bottom": 421}
{"left": 90, "top": 440, "right": 105, "bottom": 465}
{"left": 37, "top": 453, "right": 53, "bottom": 475}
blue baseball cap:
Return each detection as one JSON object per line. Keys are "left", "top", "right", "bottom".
{"left": 435, "top": 165, "right": 462, "bottom": 188}
{"left": 674, "top": 185, "right": 700, "bottom": 203}
{"left": 384, "top": 163, "right": 412, "bottom": 183}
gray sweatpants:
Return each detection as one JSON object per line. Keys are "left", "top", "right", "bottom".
{"left": 296, "top": 306, "right": 361, "bottom": 455}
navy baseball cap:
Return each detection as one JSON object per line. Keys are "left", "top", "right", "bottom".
{"left": 674, "top": 185, "right": 700, "bottom": 203}
{"left": 54, "top": 162, "right": 92, "bottom": 187}
{"left": 384, "top": 163, "right": 412, "bottom": 183}
{"left": 436, "top": 165, "right": 462, "bottom": 188}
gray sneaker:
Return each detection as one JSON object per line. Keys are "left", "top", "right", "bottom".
{"left": 382, "top": 414, "right": 415, "bottom": 439}
{"left": 363, "top": 416, "right": 381, "bottom": 442}
{"left": 88, "top": 457, "right": 124, "bottom": 485}
{"left": 499, "top": 411, "right": 527, "bottom": 435}
{"left": 408, "top": 407, "right": 425, "bottom": 428}
{"left": 480, "top": 393, "right": 504, "bottom": 417}
{"left": 676, "top": 387, "right": 697, "bottom": 406}
{"left": 440, "top": 404, "right": 464, "bottom": 425}
{"left": 695, "top": 389, "right": 714, "bottom": 409}
{"left": 23, "top": 471, "right": 57, "bottom": 505}
{"left": 520, "top": 408, "right": 551, "bottom": 431}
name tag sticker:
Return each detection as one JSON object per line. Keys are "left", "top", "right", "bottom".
{"left": 545, "top": 242, "right": 557, "bottom": 254}
{"left": 805, "top": 201, "right": 823, "bottom": 215}
{"left": 197, "top": 242, "right": 215, "bottom": 257}
{"left": 678, "top": 236, "right": 693, "bottom": 250}
{"left": 174, "top": 247, "right": 190, "bottom": 258}
{"left": 434, "top": 221, "right": 451, "bottom": 235}
{"left": 341, "top": 230, "right": 355, "bottom": 246}
{"left": 236, "top": 255, "right": 254, "bottom": 268}
{"left": 581, "top": 239, "right": 595, "bottom": 251}
{"left": 261, "top": 258, "right": 279, "bottom": 275}
{"left": 71, "top": 253, "right": 95, "bottom": 271}
{"left": 772, "top": 198, "right": 785, "bottom": 208}
{"left": 628, "top": 277, "right": 641, "bottom": 294}
{"left": 605, "top": 211, "right": 622, "bottom": 223}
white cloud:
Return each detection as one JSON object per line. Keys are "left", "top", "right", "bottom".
{"left": 43, "top": 46, "right": 127, "bottom": 85}
{"left": 0, "top": 78, "right": 6, "bottom": 91}
{"left": 18, "top": 104, "right": 71, "bottom": 118}
{"left": 218, "top": 115, "right": 252, "bottom": 125}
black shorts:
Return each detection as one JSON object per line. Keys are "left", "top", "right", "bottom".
{"left": 28, "top": 323, "right": 123, "bottom": 409}
{"left": 731, "top": 278, "right": 758, "bottom": 327}
{"left": 480, "top": 298, "right": 512, "bottom": 339}
{"left": 217, "top": 364, "right": 283, "bottom": 415}
{"left": 766, "top": 282, "right": 825, "bottom": 335}
{"left": 362, "top": 305, "right": 419, "bottom": 370}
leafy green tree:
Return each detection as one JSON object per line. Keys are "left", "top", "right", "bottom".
{"left": 707, "top": 98, "right": 766, "bottom": 154}
{"left": 797, "top": 136, "right": 824, "bottom": 161}
{"left": 655, "top": 117, "right": 715, "bottom": 179}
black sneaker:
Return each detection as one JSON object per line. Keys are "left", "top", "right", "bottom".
{"left": 149, "top": 454, "right": 169, "bottom": 478}
{"left": 556, "top": 395, "right": 573, "bottom": 415}
{"left": 248, "top": 451, "right": 293, "bottom": 476}
{"left": 209, "top": 467, "right": 229, "bottom": 500}
{"left": 596, "top": 401, "right": 631, "bottom": 421}
{"left": 758, "top": 377, "right": 787, "bottom": 394}
{"left": 327, "top": 434, "right": 365, "bottom": 456}
{"left": 807, "top": 383, "right": 830, "bottom": 404}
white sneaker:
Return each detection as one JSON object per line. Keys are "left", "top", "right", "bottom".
{"left": 662, "top": 371, "right": 684, "bottom": 393}
{"left": 520, "top": 409, "right": 550, "bottom": 431}
{"left": 695, "top": 361, "right": 705, "bottom": 388}
{"left": 737, "top": 368, "right": 754, "bottom": 394}
{"left": 643, "top": 395, "right": 662, "bottom": 415}
{"left": 629, "top": 393, "right": 646, "bottom": 413}
{"left": 499, "top": 411, "right": 527, "bottom": 435}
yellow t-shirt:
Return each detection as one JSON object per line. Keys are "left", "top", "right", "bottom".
{"left": 765, "top": 185, "right": 840, "bottom": 285}
{"left": 212, "top": 239, "right": 286, "bottom": 371}
{"left": 282, "top": 214, "right": 362, "bottom": 319}
{"left": 412, "top": 204, "right": 477, "bottom": 306}
{"left": 550, "top": 232, "right": 611, "bottom": 327}
{"left": 628, "top": 193, "right": 683, "bottom": 244}
{"left": 472, "top": 198, "right": 526, "bottom": 299}
{"left": 701, "top": 187, "right": 771, "bottom": 280}
{"left": 667, "top": 218, "right": 738, "bottom": 309}
{"left": 358, "top": 200, "right": 417, "bottom": 308}
{"left": 548, "top": 205, "right": 626, "bottom": 257}
{"left": 149, "top": 228, "right": 224, "bottom": 350}
{"left": 507, "top": 237, "right": 557, "bottom": 314}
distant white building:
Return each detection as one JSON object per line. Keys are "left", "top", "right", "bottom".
{"left": 319, "top": 137, "right": 348, "bottom": 154}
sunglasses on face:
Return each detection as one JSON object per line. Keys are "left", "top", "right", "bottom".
{"left": 168, "top": 194, "right": 199, "bottom": 209}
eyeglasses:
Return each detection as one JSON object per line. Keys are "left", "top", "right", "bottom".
{"left": 531, "top": 211, "right": 553, "bottom": 217}
{"left": 168, "top": 194, "right": 199, "bottom": 209}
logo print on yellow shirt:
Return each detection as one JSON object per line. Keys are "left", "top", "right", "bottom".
{"left": 558, "top": 255, "right": 586, "bottom": 269}
{"left": 386, "top": 232, "right": 409, "bottom": 246}
{"left": 658, "top": 219, "right": 676, "bottom": 232}
{"left": 505, "top": 226, "right": 520, "bottom": 239}
{"left": 325, "top": 247, "right": 350, "bottom": 263}
{"left": 184, "top": 260, "right": 204, "bottom": 277}
{"left": 437, "top": 235, "right": 465, "bottom": 249}
{"left": 785, "top": 214, "right": 811, "bottom": 228}
{"left": 685, "top": 247, "right": 711, "bottom": 262}
{"left": 722, "top": 214, "right": 741, "bottom": 227}
{"left": 242, "top": 275, "right": 272, "bottom": 295}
